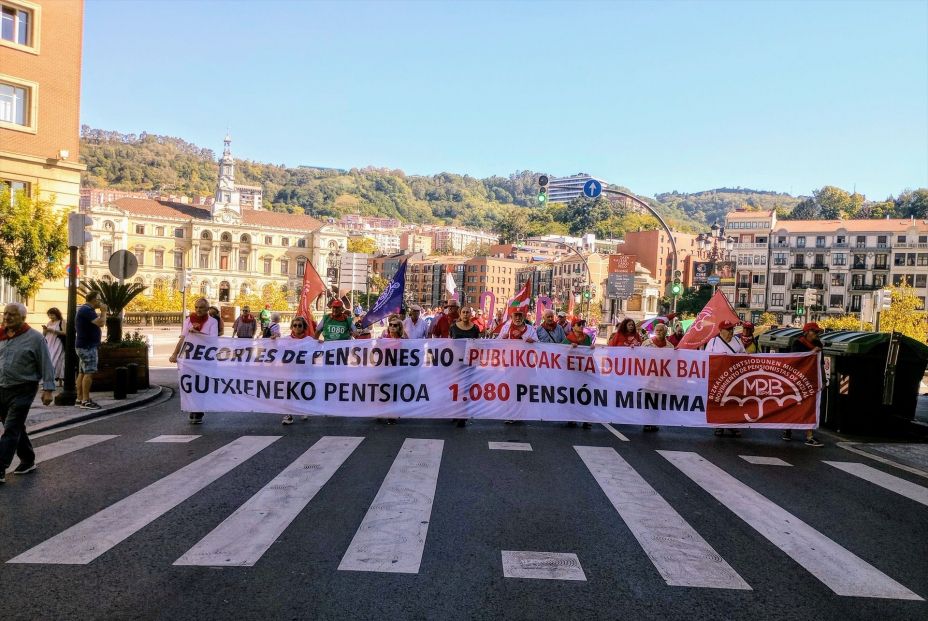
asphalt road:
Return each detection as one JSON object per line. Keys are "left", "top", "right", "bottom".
{"left": 1, "top": 370, "right": 927, "bottom": 621}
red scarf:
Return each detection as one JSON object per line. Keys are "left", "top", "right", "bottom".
{"left": 289, "top": 331, "right": 308, "bottom": 340}
{"left": 506, "top": 323, "right": 527, "bottom": 340}
{"left": 1, "top": 323, "right": 30, "bottom": 340}
{"left": 188, "top": 313, "right": 209, "bottom": 331}
{"left": 739, "top": 333, "right": 755, "bottom": 348}
{"left": 797, "top": 335, "right": 820, "bottom": 351}
{"left": 651, "top": 336, "right": 668, "bottom": 348}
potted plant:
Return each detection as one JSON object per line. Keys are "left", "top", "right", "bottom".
{"left": 95, "top": 329, "right": 151, "bottom": 391}
{"left": 79, "top": 279, "right": 147, "bottom": 343}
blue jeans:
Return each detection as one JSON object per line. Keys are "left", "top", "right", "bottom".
{"left": 0, "top": 383, "right": 38, "bottom": 472}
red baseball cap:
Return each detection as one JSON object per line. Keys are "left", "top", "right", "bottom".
{"left": 803, "top": 322, "right": 823, "bottom": 333}
{"left": 330, "top": 300, "right": 344, "bottom": 308}
{"left": 718, "top": 320, "right": 738, "bottom": 330}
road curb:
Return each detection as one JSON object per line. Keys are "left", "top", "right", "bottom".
{"left": 29, "top": 385, "right": 168, "bottom": 434}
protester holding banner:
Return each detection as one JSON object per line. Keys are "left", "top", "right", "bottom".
{"left": 403, "top": 305, "right": 429, "bottom": 339}
{"left": 557, "top": 311, "right": 569, "bottom": 330}
{"left": 782, "top": 323, "right": 825, "bottom": 447}
{"left": 563, "top": 319, "right": 594, "bottom": 348}
{"left": 739, "top": 322, "right": 759, "bottom": 353}
{"left": 704, "top": 319, "right": 745, "bottom": 438}
{"left": 450, "top": 306, "right": 481, "bottom": 427}
{"left": 281, "top": 317, "right": 312, "bottom": 426}
{"left": 376, "top": 317, "right": 406, "bottom": 425}
{"left": 486, "top": 309, "right": 506, "bottom": 338}
{"left": 497, "top": 310, "right": 537, "bottom": 342}
{"left": 316, "top": 300, "right": 355, "bottom": 343}
{"left": 644, "top": 323, "right": 675, "bottom": 349}
{"left": 608, "top": 318, "right": 642, "bottom": 347}
{"left": 429, "top": 300, "right": 459, "bottom": 338}
{"left": 232, "top": 305, "right": 258, "bottom": 338}
{"left": 668, "top": 323, "right": 685, "bottom": 347}
{"left": 535, "top": 310, "right": 567, "bottom": 344}
{"left": 169, "top": 297, "right": 218, "bottom": 424}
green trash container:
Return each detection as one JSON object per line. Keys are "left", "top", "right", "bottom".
{"left": 820, "top": 331, "right": 928, "bottom": 433}
{"left": 757, "top": 327, "right": 804, "bottom": 353}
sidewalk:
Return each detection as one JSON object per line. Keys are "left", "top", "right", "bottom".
{"left": 25, "top": 386, "right": 164, "bottom": 434}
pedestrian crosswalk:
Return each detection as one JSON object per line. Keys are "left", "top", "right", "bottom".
{"left": 5, "top": 434, "right": 927, "bottom": 601}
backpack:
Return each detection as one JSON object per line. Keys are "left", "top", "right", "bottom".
{"left": 262, "top": 326, "right": 272, "bottom": 338}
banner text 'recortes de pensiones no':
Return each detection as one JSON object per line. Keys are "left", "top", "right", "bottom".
{"left": 177, "top": 335, "right": 821, "bottom": 428}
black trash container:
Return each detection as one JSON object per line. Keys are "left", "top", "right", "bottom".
{"left": 757, "top": 327, "right": 804, "bottom": 353}
{"left": 819, "top": 331, "right": 928, "bottom": 434}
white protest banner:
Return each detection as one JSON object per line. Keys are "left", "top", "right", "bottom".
{"left": 177, "top": 335, "right": 821, "bottom": 428}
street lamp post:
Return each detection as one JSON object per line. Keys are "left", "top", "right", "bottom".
{"left": 696, "top": 223, "right": 735, "bottom": 296}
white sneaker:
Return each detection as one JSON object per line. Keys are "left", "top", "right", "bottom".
{"left": 282, "top": 415, "right": 294, "bottom": 425}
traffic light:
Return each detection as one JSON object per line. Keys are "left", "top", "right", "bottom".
{"left": 877, "top": 289, "right": 892, "bottom": 310}
{"left": 537, "top": 175, "right": 548, "bottom": 204}
{"left": 583, "top": 288, "right": 591, "bottom": 300}
{"left": 671, "top": 278, "right": 682, "bottom": 296}
{"left": 796, "top": 305, "right": 805, "bottom": 316}
{"left": 67, "top": 212, "right": 93, "bottom": 247}
{"left": 179, "top": 268, "right": 192, "bottom": 292}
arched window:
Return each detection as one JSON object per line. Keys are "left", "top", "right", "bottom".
{"left": 240, "top": 234, "right": 251, "bottom": 244}
{"left": 199, "top": 280, "right": 210, "bottom": 297}
{"left": 221, "top": 232, "right": 232, "bottom": 243}
{"left": 103, "top": 220, "right": 115, "bottom": 231}
{"left": 200, "top": 230, "right": 212, "bottom": 240}
{"left": 296, "top": 257, "right": 307, "bottom": 277}
{"left": 218, "top": 281, "right": 231, "bottom": 302}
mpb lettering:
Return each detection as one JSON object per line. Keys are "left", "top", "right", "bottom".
{"left": 742, "top": 377, "right": 785, "bottom": 396}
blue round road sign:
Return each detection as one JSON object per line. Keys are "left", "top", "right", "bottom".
{"left": 707, "top": 275, "right": 721, "bottom": 285}
{"left": 582, "top": 179, "right": 602, "bottom": 198}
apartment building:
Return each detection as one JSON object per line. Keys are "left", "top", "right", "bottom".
{"left": 722, "top": 210, "right": 775, "bottom": 319}
{"left": 399, "top": 231, "right": 433, "bottom": 255}
{"left": 1, "top": 0, "right": 84, "bottom": 319}
{"left": 620, "top": 229, "right": 700, "bottom": 294}
{"left": 429, "top": 226, "right": 498, "bottom": 254}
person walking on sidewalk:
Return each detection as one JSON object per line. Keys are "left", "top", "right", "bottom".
{"left": 782, "top": 322, "right": 826, "bottom": 447}
{"left": 0, "top": 303, "right": 55, "bottom": 484}
{"left": 169, "top": 298, "right": 219, "bottom": 424}
{"left": 75, "top": 291, "right": 106, "bottom": 410}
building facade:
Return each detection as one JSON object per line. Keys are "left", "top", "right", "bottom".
{"left": 620, "top": 229, "right": 699, "bottom": 294}
{"left": 83, "top": 137, "right": 348, "bottom": 308}
{"left": 1, "top": 0, "right": 84, "bottom": 320}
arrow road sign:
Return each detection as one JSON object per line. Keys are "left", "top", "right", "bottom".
{"left": 582, "top": 179, "right": 602, "bottom": 198}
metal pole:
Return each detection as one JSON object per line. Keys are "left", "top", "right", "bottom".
{"left": 54, "top": 246, "right": 78, "bottom": 406}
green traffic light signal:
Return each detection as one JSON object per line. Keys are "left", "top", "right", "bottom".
{"left": 671, "top": 283, "right": 682, "bottom": 295}
{"left": 537, "top": 192, "right": 547, "bottom": 204}
{"left": 583, "top": 291, "right": 591, "bottom": 300}
{"left": 797, "top": 306, "right": 805, "bottom": 315}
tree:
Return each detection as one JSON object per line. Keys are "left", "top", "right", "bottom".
{"left": 234, "top": 284, "right": 293, "bottom": 311}
{"left": 818, "top": 314, "right": 870, "bottom": 332}
{"left": 757, "top": 312, "right": 780, "bottom": 330}
{"left": 675, "top": 286, "right": 713, "bottom": 316}
{"left": 347, "top": 237, "right": 378, "bottom": 255}
{"left": 880, "top": 284, "right": 927, "bottom": 341}
{"left": 126, "top": 284, "right": 183, "bottom": 312}
{"left": 0, "top": 187, "right": 68, "bottom": 302}
{"left": 895, "top": 189, "right": 928, "bottom": 219}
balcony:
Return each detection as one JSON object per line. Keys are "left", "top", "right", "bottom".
{"left": 771, "top": 243, "right": 789, "bottom": 249}
{"left": 873, "top": 264, "right": 890, "bottom": 271}
{"left": 736, "top": 303, "right": 749, "bottom": 308}
{"left": 850, "top": 283, "right": 879, "bottom": 291}
{"left": 811, "top": 263, "right": 828, "bottom": 270}
{"left": 790, "top": 263, "right": 807, "bottom": 270}
{"left": 732, "top": 242, "right": 768, "bottom": 250}
{"left": 894, "top": 242, "right": 928, "bottom": 249}
{"left": 850, "top": 263, "right": 867, "bottom": 270}
{"left": 833, "top": 243, "right": 849, "bottom": 248}
{"left": 773, "top": 259, "right": 788, "bottom": 266}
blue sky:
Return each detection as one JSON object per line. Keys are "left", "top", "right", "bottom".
{"left": 81, "top": 0, "right": 927, "bottom": 200}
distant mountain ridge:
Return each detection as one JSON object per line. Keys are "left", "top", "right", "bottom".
{"left": 79, "top": 126, "right": 927, "bottom": 236}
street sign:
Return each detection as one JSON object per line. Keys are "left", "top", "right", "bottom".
{"left": 707, "top": 275, "right": 721, "bottom": 285}
{"left": 108, "top": 249, "right": 138, "bottom": 280}
{"left": 606, "top": 273, "right": 635, "bottom": 299}
{"left": 608, "top": 254, "right": 637, "bottom": 274}
{"left": 582, "top": 179, "right": 602, "bottom": 198}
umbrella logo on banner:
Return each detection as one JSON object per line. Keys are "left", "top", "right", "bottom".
{"left": 720, "top": 371, "right": 804, "bottom": 422}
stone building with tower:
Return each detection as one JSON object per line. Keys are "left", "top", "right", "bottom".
{"left": 81, "top": 136, "right": 348, "bottom": 308}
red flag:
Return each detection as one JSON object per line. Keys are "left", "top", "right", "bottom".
{"left": 296, "top": 260, "right": 327, "bottom": 337}
{"left": 567, "top": 295, "right": 576, "bottom": 321}
{"left": 506, "top": 280, "right": 532, "bottom": 317}
{"left": 676, "top": 290, "right": 740, "bottom": 350}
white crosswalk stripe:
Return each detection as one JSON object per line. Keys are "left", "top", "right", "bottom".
{"left": 12, "top": 434, "right": 119, "bottom": 469}
{"left": 659, "top": 450, "right": 922, "bottom": 600}
{"left": 338, "top": 438, "right": 444, "bottom": 574}
{"left": 576, "top": 446, "right": 750, "bottom": 590}
{"left": 175, "top": 436, "right": 363, "bottom": 567}
{"left": 825, "top": 461, "right": 928, "bottom": 507}
{"left": 8, "top": 436, "right": 279, "bottom": 565}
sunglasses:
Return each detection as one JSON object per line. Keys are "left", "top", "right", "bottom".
{"left": 292, "top": 323, "right": 306, "bottom": 328}
{"left": 389, "top": 323, "right": 402, "bottom": 328}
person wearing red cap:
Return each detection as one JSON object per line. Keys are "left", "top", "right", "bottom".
{"left": 316, "top": 299, "right": 355, "bottom": 343}
{"left": 738, "top": 322, "right": 758, "bottom": 353}
{"left": 704, "top": 319, "right": 746, "bottom": 437}
{"left": 782, "top": 322, "right": 826, "bottom": 446}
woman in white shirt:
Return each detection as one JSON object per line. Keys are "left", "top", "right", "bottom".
{"left": 704, "top": 320, "right": 745, "bottom": 437}
{"left": 169, "top": 298, "right": 219, "bottom": 424}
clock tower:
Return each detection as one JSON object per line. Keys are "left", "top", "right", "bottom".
{"left": 212, "top": 134, "right": 242, "bottom": 223}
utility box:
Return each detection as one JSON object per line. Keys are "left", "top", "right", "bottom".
{"left": 819, "top": 331, "right": 928, "bottom": 433}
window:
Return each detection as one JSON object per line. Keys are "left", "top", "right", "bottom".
{"left": 915, "top": 274, "right": 927, "bottom": 289}
{"left": 297, "top": 239, "right": 307, "bottom": 248}
{"left": 893, "top": 274, "right": 914, "bottom": 287}
{"left": 829, "top": 295, "right": 844, "bottom": 307}
{"left": 101, "top": 244, "right": 113, "bottom": 262}
{"left": 894, "top": 254, "right": 906, "bottom": 266}
{"left": 752, "top": 274, "right": 766, "bottom": 285}
{"left": 296, "top": 258, "right": 306, "bottom": 277}
{"left": 174, "top": 228, "right": 184, "bottom": 238}
{"left": 264, "top": 236, "right": 272, "bottom": 245}
{"left": 153, "top": 250, "right": 163, "bottom": 268}
{"left": 877, "top": 235, "right": 888, "bottom": 247}
{"left": 135, "top": 224, "right": 145, "bottom": 235}
{"left": 918, "top": 254, "right": 928, "bottom": 266}
{"left": 281, "top": 237, "right": 289, "bottom": 247}
{"left": 836, "top": 235, "right": 846, "bottom": 245}
{"left": 796, "top": 237, "right": 806, "bottom": 248}
{"left": 238, "top": 253, "right": 248, "bottom": 271}
{"left": 792, "top": 274, "right": 804, "bottom": 286}
{"left": 133, "top": 248, "right": 144, "bottom": 266}
{"left": 219, "top": 255, "right": 229, "bottom": 270}
{"left": 814, "top": 254, "right": 825, "bottom": 267}
{"left": 1, "top": 178, "right": 28, "bottom": 197}
{"left": 873, "top": 274, "right": 887, "bottom": 288}
{"left": 263, "top": 258, "right": 272, "bottom": 275}
{"left": 772, "top": 273, "right": 785, "bottom": 286}
{"left": 874, "top": 254, "right": 888, "bottom": 268}
{"left": 897, "top": 236, "right": 906, "bottom": 244}
{"left": 173, "top": 252, "right": 183, "bottom": 268}
{"left": 852, "top": 254, "right": 866, "bottom": 269}
{"left": 1, "top": 3, "right": 32, "bottom": 47}
{"left": 754, "top": 255, "right": 766, "bottom": 265}
{"left": 280, "top": 259, "right": 289, "bottom": 275}
{"left": 0, "top": 79, "right": 31, "bottom": 128}
{"left": 815, "top": 236, "right": 825, "bottom": 248}
{"left": 855, "top": 236, "right": 866, "bottom": 248}
{"left": 199, "top": 253, "right": 209, "bottom": 269}
{"left": 771, "top": 293, "right": 784, "bottom": 306}
{"left": 774, "top": 252, "right": 787, "bottom": 265}
{"left": 751, "top": 294, "right": 765, "bottom": 306}
{"left": 851, "top": 274, "right": 865, "bottom": 287}
{"left": 907, "top": 253, "right": 916, "bottom": 266}
{"left": 833, "top": 253, "right": 846, "bottom": 266}
{"left": 831, "top": 273, "right": 845, "bottom": 287}
{"left": 155, "top": 226, "right": 164, "bottom": 237}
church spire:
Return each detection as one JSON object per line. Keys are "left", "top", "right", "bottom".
{"left": 212, "top": 134, "right": 242, "bottom": 220}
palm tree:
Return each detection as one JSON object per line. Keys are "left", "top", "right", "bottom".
{"left": 79, "top": 279, "right": 148, "bottom": 343}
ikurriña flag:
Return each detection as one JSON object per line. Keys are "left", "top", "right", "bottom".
{"left": 506, "top": 280, "right": 532, "bottom": 317}
{"left": 360, "top": 260, "right": 408, "bottom": 328}
{"left": 676, "top": 290, "right": 740, "bottom": 350}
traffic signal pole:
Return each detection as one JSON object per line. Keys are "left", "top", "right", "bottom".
{"left": 54, "top": 245, "right": 79, "bottom": 406}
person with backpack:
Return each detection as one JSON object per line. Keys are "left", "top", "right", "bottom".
{"left": 259, "top": 304, "right": 271, "bottom": 334}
